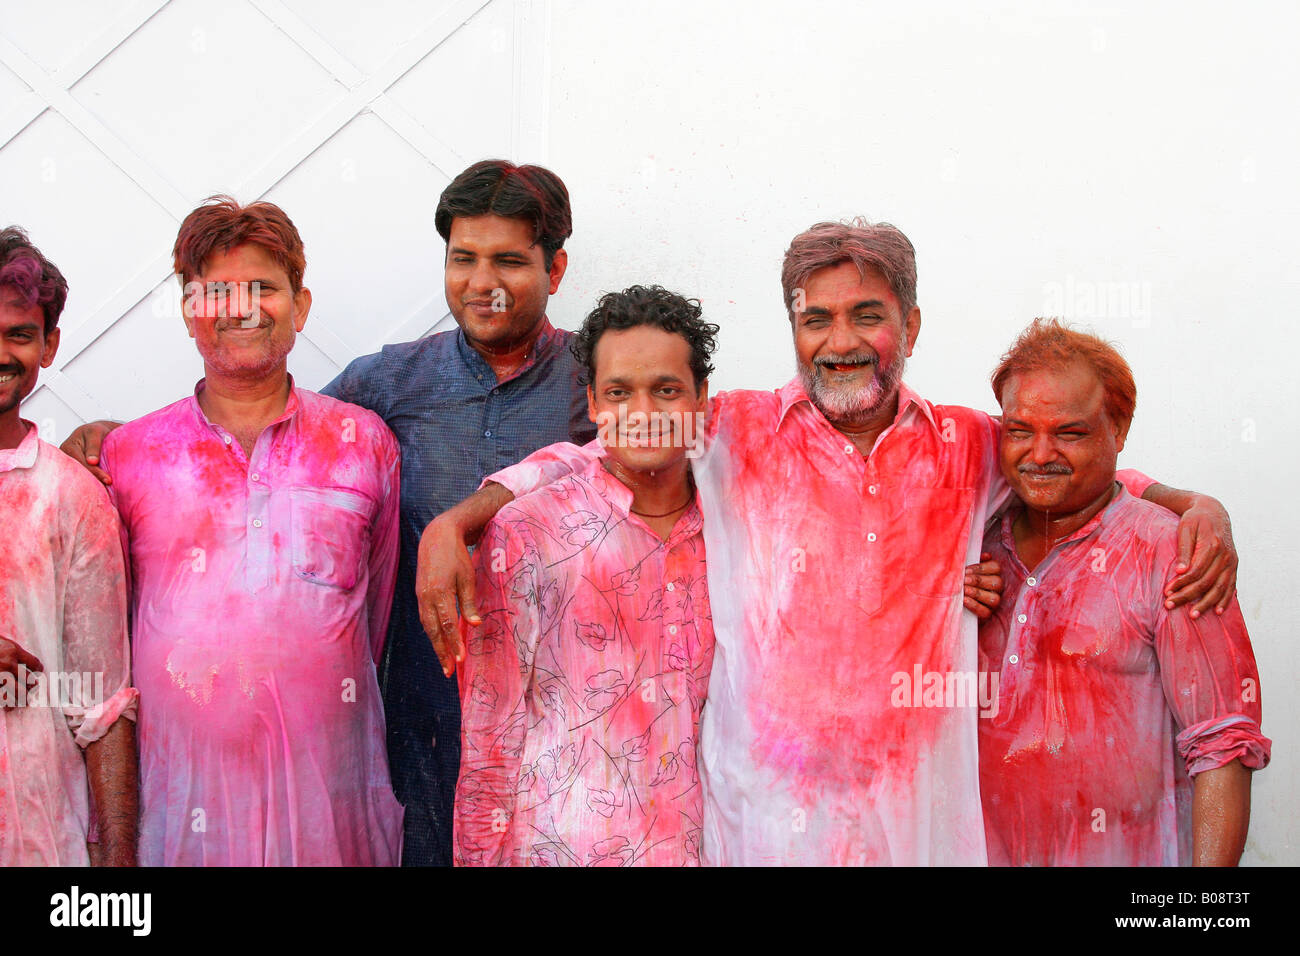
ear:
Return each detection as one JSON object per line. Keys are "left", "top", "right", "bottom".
{"left": 695, "top": 378, "right": 710, "bottom": 411}
{"left": 292, "top": 286, "right": 312, "bottom": 332}
{"left": 547, "top": 248, "right": 568, "bottom": 296}
{"left": 1114, "top": 415, "right": 1131, "bottom": 454}
{"left": 904, "top": 306, "right": 921, "bottom": 357}
{"left": 586, "top": 383, "right": 597, "bottom": 425}
{"left": 40, "top": 327, "right": 60, "bottom": 368}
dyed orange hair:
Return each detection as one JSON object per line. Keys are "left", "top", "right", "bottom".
{"left": 172, "top": 195, "right": 306, "bottom": 292}
{"left": 991, "top": 318, "right": 1137, "bottom": 429}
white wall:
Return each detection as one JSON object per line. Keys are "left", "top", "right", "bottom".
{"left": 4, "top": 0, "right": 1295, "bottom": 864}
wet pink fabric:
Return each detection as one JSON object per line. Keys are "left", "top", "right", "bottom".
{"left": 100, "top": 383, "right": 403, "bottom": 866}
{"left": 0, "top": 423, "right": 137, "bottom": 865}
{"left": 455, "top": 458, "right": 713, "bottom": 866}
{"left": 489, "top": 380, "right": 1156, "bottom": 865}
{"left": 978, "top": 486, "right": 1270, "bottom": 866}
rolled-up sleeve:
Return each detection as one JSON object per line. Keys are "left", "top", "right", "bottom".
{"left": 61, "top": 487, "right": 137, "bottom": 748}
{"left": 1155, "top": 577, "right": 1271, "bottom": 776}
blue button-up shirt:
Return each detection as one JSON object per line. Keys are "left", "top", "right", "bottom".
{"left": 321, "top": 319, "right": 595, "bottom": 866}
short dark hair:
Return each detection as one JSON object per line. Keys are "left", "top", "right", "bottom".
{"left": 435, "top": 160, "right": 572, "bottom": 269}
{"left": 0, "top": 226, "right": 69, "bottom": 335}
{"left": 173, "top": 195, "right": 307, "bottom": 292}
{"left": 572, "top": 285, "right": 719, "bottom": 390}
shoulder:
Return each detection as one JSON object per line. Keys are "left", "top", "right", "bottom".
{"left": 296, "top": 389, "right": 399, "bottom": 457}
{"left": 329, "top": 334, "right": 457, "bottom": 399}
{"left": 103, "top": 395, "right": 196, "bottom": 456}
{"left": 33, "top": 440, "right": 119, "bottom": 540}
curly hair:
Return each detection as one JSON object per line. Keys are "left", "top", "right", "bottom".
{"left": 571, "top": 285, "right": 718, "bottom": 389}
{"left": 435, "top": 160, "right": 572, "bottom": 270}
{"left": 991, "top": 317, "right": 1137, "bottom": 429}
{"left": 0, "top": 226, "right": 68, "bottom": 335}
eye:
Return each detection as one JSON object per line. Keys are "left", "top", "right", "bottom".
{"left": 1006, "top": 429, "right": 1031, "bottom": 439}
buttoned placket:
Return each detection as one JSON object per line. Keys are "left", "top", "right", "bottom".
{"left": 997, "top": 513, "right": 1106, "bottom": 715}
{"left": 197, "top": 400, "right": 295, "bottom": 593}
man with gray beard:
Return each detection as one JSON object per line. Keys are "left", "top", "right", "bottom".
{"left": 418, "top": 218, "right": 1238, "bottom": 865}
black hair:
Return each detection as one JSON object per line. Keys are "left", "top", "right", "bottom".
{"left": 435, "top": 160, "right": 572, "bottom": 269}
{"left": 572, "top": 284, "right": 719, "bottom": 389}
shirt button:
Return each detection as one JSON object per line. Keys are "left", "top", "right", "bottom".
{"left": 1017, "top": 613, "right": 1027, "bottom": 624}
{"left": 843, "top": 444, "right": 853, "bottom": 454}
{"left": 1008, "top": 654, "right": 1019, "bottom": 665}
{"left": 668, "top": 625, "right": 678, "bottom": 635}
{"left": 1026, "top": 576, "right": 1037, "bottom": 586}
{"left": 252, "top": 519, "right": 263, "bottom": 529}
{"left": 665, "top": 582, "right": 675, "bottom": 592}
{"left": 223, "top": 435, "right": 232, "bottom": 445}
{"left": 867, "top": 532, "right": 877, "bottom": 542}
{"left": 484, "top": 430, "right": 492, "bottom": 438}
{"left": 250, "top": 473, "right": 260, "bottom": 482}
{"left": 868, "top": 485, "right": 877, "bottom": 495}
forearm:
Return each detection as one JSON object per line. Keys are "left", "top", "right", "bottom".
{"left": 1142, "top": 481, "right": 1215, "bottom": 517}
{"left": 1192, "top": 759, "right": 1251, "bottom": 866}
{"left": 443, "top": 481, "right": 515, "bottom": 547}
{"left": 84, "top": 716, "right": 139, "bottom": 866}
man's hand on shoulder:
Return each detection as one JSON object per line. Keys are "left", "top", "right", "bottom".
{"left": 1167, "top": 494, "right": 1237, "bottom": 618}
{"left": 60, "top": 420, "right": 123, "bottom": 487}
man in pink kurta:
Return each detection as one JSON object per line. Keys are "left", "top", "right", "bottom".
{"left": 978, "top": 319, "right": 1269, "bottom": 865}
{"left": 434, "top": 220, "right": 1239, "bottom": 866}
{"left": 98, "top": 198, "right": 403, "bottom": 865}
{"left": 454, "top": 286, "right": 715, "bottom": 866}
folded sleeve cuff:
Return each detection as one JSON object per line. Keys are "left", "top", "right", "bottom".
{"left": 70, "top": 685, "right": 140, "bottom": 748}
{"left": 1177, "top": 714, "right": 1272, "bottom": 776}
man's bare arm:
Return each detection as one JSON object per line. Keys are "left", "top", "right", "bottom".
{"left": 84, "top": 716, "right": 138, "bottom": 867}
{"left": 1141, "top": 483, "right": 1236, "bottom": 617}
{"left": 1192, "top": 759, "right": 1251, "bottom": 866}
{"left": 417, "top": 481, "right": 515, "bottom": 678}
{"left": 59, "top": 420, "right": 122, "bottom": 486}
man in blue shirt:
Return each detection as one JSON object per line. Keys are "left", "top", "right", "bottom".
{"left": 321, "top": 160, "right": 594, "bottom": 866}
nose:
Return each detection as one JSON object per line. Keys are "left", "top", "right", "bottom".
{"left": 467, "top": 258, "right": 501, "bottom": 296}
{"left": 825, "top": 316, "right": 864, "bottom": 358}
{"left": 1029, "top": 431, "right": 1058, "bottom": 465}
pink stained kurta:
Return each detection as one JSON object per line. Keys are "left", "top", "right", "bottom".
{"left": 454, "top": 457, "right": 713, "bottom": 867}
{"left": 487, "top": 380, "right": 1158, "bottom": 866}
{"left": 978, "top": 485, "right": 1270, "bottom": 866}
{"left": 0, "top": 423, "right": 138, "bottom": 866}
{"left": 100, "top": 382, "right": 403, "bottom": 866}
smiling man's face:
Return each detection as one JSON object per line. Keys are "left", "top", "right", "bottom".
{"left": 998, "top": 360, "right": 1128, "bottom": 519}
{"left": 182, "top": 242, "right": 310, "bottom": 378}
{"left": 792, "top": 261, "right": 919, "bottom": 428}
{"left": 0, "top": 293, "right": 58, "bottom": 418}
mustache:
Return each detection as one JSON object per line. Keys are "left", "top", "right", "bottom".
{"left": 813, "top": 352, "right": 878, "bottom": 368}
{"left": 0, "top": 364, "right": 24, "bottom": 376}
{"left": 1018, "top": 463, "right": 1073, "bottom": 476}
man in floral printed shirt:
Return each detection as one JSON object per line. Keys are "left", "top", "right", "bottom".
{"left": 454, "top": 285, "right": 717, "bottom": 866}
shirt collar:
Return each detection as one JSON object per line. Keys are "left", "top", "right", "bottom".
{"left": 999, "top": 480, "right": 1131, "bottom": 555}
{"left": 455, "top": 316, "right": 557, "bottom": 384}
{"left": 776, "top": 376, "right": 940, "bottom": 434}
{"left": 187, "top": 375, "right": 302, "bottom": 434}
{"left": 581, "top": 455, "right": 704, "bottom": 542}
{"left": 0, "top": 420, "right": 40, "bottom": 473}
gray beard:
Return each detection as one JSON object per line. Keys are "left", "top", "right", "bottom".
{"left": 799, "top": 350, "right": 907, "bottom": 427}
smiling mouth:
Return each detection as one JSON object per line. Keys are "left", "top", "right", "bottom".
{"left": 0, "top": 372, "right": 17, "bottom": 384}
{"left": 817, "top": 358, "right": 875, "bottom": 374}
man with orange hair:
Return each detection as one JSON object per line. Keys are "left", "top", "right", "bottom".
{"left": 978, "top": 318, "right": 1270, "bottom": 865}
{"left": 95, "top": 197, "right": 403, "bottom": 865}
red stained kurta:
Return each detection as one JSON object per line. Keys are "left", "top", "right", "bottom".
{"left": 0, "top": 423, "right": 137, "bottom": 865}
{"left": 978, "top": 485, "right": 1270, "bottom": 866}
{"left": 455, "top": 458, "right": 713, "bottom": 866}
{"left": 100, "top": 383, "right": 403, "bottom": 866}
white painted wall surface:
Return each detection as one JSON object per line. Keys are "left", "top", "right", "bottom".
{"left": 3, "top": 0, "right": 1295, "bottom": 864}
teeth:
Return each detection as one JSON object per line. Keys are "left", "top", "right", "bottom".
{"left": 0, "top": 373, "right": 15, "bottom": 383}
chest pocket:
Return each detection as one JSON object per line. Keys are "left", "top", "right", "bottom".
{"left": 901, "top": 486, "right": 976, "bottom": 599}
{"left": 289, "top": 487, "right": 374, "bottom": 589}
